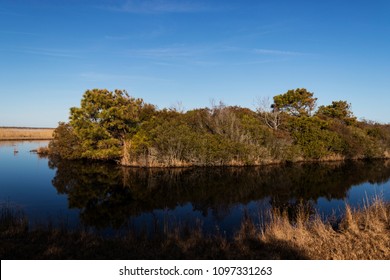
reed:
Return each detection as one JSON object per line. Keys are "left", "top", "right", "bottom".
{"left": 256, "top": 196, "right": 390, "bottom": 259}
{"left": 0, "top": 127, "right": 54, "bottom": 140}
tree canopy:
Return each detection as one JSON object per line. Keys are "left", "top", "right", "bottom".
{"left": 316, "top": 100, "right": 356, "bottom": 125}
{"left": 66, "top": 89, "right": 155, "bottom": 160}
{"left": 49, "top": 88, "right": 390, "bottom": 165}
{"left": 273, "top": 88, "right": 317, "bottom": 117}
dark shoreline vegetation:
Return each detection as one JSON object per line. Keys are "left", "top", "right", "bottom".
{"left": 48, "top": 88, "right": 390, "bottom": 167}
{"left": 1, "top": 198, "right": 389, "bottom": 260}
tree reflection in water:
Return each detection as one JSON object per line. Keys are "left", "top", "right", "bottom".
{"left": 49, "top": 158, "right": 390, "bottom": 234}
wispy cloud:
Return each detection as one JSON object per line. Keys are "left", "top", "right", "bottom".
{"left": 105, "top": 0, "right": 209, "bottom": 14}
{"left": 0, "top": 30, "right": 39, "bottom": 36}
{"left": 125, "top": 46, "right": 202, "bottom": 58}
{"left": 123, "top": 45, "right": 301, "bottom": 66}
{"left": 254, "top": 49, "right": 307, "bottom": 56}
{"left": 104, "top": 35, "right": 130, "bottom": 41}
{"left": 230, "top": 59, "right": 289, "bottom": 66}
{"left": 110, "top": 43, "right": 311, "bottom": 68}
{"left": 11, "top": 47, "right": 82, "bottom": 58}
{"left": 104, "top": 24, "right": 167, "bottom": 41}
{"left": 80, "top": 72, "right": 171, "bottom": 83}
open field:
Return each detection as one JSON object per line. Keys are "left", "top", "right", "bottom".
{"left": 1, "top": 198, "right": 389, "bottom": 259}
{"left": 0, "top": 127, "right": 54, "bottom": 140}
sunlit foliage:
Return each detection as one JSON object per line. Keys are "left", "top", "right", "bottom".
{"left": 64, "top": 89, "right": 155, "bottom": 160}
{"left": 49, "top": 88, "right": 390, "bottom": 165}
{"left": 273, "top": 88, "right": 317, "bottom": 117}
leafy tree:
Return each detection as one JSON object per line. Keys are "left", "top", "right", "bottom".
{"left": 316, "top": 101, "right": 356, "bottom": 125}
{"left": 273, "top": 88, "right": 317, "bottom": 117}
{"left": 49, "top": 122, "right": 82, "bottom": 159}
{"left": 69, "top": 89, "right": 156, "bottom": 160}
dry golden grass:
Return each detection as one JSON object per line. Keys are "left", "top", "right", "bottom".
{"left": 255, "top": 197, "right": 390, "bottom": 259}
{"left": 1, "top": 198, "right": 389, "bottom": 259}
{"left": 0, "top": 127, "right": 54, "bottom": 140}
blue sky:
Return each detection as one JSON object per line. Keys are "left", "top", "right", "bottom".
{"left": 1, "top": 0, "right": 390, "bottom": 127}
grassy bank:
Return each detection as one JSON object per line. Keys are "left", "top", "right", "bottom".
{"left": 0, "top": 127, "right": 54, "bottom": 140}
{"left": 1, "top": 198, "right": 389, "bottom": 260}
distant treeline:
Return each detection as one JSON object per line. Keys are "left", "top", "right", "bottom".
{"left": 48, "top": 88, "right": 390, "bottom": 166}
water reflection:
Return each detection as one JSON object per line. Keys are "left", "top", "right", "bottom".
{"left": 49, "top": 157, "right": 390, "bottom": 231}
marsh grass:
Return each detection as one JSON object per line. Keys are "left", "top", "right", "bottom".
{"left": 0, "top": 127, "right": 54, "bottom": 140}
{"left": 0, "top": 202, "right": 28, "bottom": 235}
{"left": 1, "top": 198, "right": 389, "bottom": 259}
{"left": 257, "top": 196, "right": 390, "bottom": 259}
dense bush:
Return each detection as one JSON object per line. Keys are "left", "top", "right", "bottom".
{"left": 288, "top": 116, "right": 345, "bottom": 159}
{"left": 49, "top": 88, "right": 390, "bottom": 166}
{"left": 49, "top": 122, "right": 82, "bottom": 159}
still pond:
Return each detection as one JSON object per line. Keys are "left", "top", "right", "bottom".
{"left": 1, "top": 141, "right": 390, "bottom": 237}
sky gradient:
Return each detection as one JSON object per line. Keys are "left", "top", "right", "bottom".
{"left": 1, "top": 0, "right": 390, "bottom": 127}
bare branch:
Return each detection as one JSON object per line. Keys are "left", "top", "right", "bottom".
{"left": 255, "top": 96, "right": 281, "bottom": 130}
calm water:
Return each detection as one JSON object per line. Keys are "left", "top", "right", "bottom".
{"left": 1, "top": 141, "right": 390, "bottom": 236}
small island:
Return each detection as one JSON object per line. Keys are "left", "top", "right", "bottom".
{"left": 48, "top": 88, "right": 390, "bottom": 167}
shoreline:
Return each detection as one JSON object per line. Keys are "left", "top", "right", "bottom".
{"left": 7, "top": 138, "right": 390, "bottom": 167}
{"left": 119, "top": 156, "right": 390, "bottom": 168}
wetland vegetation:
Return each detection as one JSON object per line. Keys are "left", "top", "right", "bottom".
{"left": 48, "top": 88, "right": 390, "bottom": 167}
{"left": 0, "top": 127, "right": 54, "bottom": 141}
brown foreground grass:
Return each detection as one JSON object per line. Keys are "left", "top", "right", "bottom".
{"left": 0, "top": 127, "right": 54, "bottom": 140}
{"left": 251, "top": 198, "right": 390, "bottom": 260}
{"left": 1, "top": 198, "right": 389, "bottom": 260}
